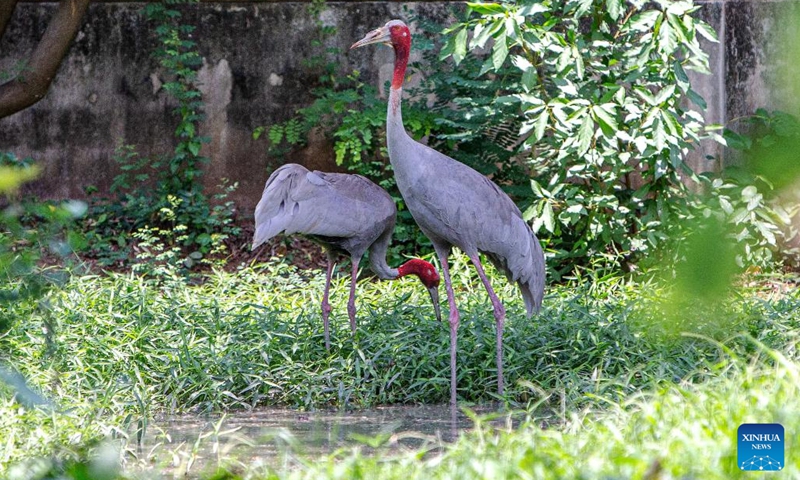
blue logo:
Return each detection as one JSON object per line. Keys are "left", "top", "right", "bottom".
{"left": 738, "top": 423, "right": 784, "bottom": 471}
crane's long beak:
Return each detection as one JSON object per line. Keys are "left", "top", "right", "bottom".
{"left": 427, "top": 286, "right": 441, "bottom": 323}
{"left": 350, "top": 27, "right": 391, "bottom": 49}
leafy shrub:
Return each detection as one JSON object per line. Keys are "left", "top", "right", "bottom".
{"left": 439, "top": 0, "right": 716, "bottom": 278}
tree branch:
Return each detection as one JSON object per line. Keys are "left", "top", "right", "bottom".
{"left": 0, "top": 0, "right": 91, "bottom": 119}
{"left": 0, "top": 0, "right": 20, "bottom": 40}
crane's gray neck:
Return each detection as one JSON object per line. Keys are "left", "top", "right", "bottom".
{"left": 387, "top": 86, "right": 406, "bottom": 138}
{"left": 368, "top": 228, "right": 399, "bottom": 279}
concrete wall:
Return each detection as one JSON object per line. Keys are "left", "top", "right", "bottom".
{"left": 1, "top": 1, "right": 798, "bottom": 213}
{"left": 0, "top": 1, "right": 458, "bottom": 209}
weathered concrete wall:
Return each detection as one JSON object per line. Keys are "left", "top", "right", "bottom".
{"left": 1, "top": 1, "right": 798, "bottom": 213}
{"left": 0, "top": 1, "right": 458, "bottom": 210}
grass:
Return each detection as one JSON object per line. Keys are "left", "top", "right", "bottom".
{"left": 0, "top": 255, "right": 798, "bottom": 478}
{"left": 276, "top": 346, "right": 800, "bottom": 479}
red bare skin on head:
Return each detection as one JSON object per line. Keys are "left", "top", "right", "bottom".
{"left": 389, "top": 24, "right": 411, "bottom": 89}
{"left": 397, "top": 258, "right": 440, "bottom": 288}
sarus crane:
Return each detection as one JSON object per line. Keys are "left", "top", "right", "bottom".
{"left": 253, "top": 163, "right": 442, "bottom": 350}
{"left": 352, "top": 20, "right": 546, "bottom": 405}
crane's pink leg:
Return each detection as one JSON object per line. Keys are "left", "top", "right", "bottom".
{"left": 468, "top": 254, "right": 506, "bottom": 397}
{"left": 434, "top": 245, "right": 459, "bottom": 406}
{"left": 321, "top": 258, "right": 335, "bottom": 351}
{"left": 347, "top": 259, "right": 360, "bottom": 335}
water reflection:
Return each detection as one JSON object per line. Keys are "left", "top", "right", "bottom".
{"left": 136, "top": 404, "right": 515, "bottom": 474}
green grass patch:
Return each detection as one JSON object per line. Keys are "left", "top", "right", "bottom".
{"left": 0, "top": 258, "right": 798, "bottom": 478}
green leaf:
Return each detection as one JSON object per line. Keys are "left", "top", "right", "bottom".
{"left": 686, "top": 88, "right": 707, "bottom": 109}
{"left": 575, "top": 0, "right": 593, "bottom": 17}
{"left": 534, "top": 110, "right": 549, "bottom": 142}
{"left": 471, "top": 19, "right": 502, "bottom": 50}
{"left": 673, "top": 61, "right": 689, "bottom": 89}
{"left": 572, "top": 46, "right": 584, "bottom": 79}
{"left": 577, "top": 115, "right": 594, "bottom": 155}
{"left": 492, "top": 32, "right": 509, "bottom": 71}
{"left": 658, "top": 19, "right": 677, "bottom": 53}
{"left": 0, "top": 165, "right": 40, "bottom": 193}
{"left": 634, "top": 87, "right": 657, "bottom": 106}
{"left": 606, "top": 0, "right": 624, "bottom": 21}
{"left": 653, "top": 117, "right": 667, "bottom": 152}
{"left": 695, "top": 20, "right": 719, "bottom": 42}
{"left": 542, "top": 201, "right": 555, "bottom": 232}
{"left": 522, "top": 66, "right": 538, "bottom": 92}
{"left": 627, "top": 11, "right": 661, "bottom": 33}
{"left": 252, "top": 126, "right": 265, "bottom": 140}
{"left": 467, "top": 2, "right": 507, "bottom": 15}
{"left": 518, "top": 4, "right": 549, "bottom": 16}
{"left": 453, "top": 28, "right": 468, "bottom": 65}
{"left": 667, "top": 13, "right": 690, "bottom": 44}
{"left": 654, "top": 85, "right": 676, "bottom": 105}
{"left": 269, "top": 125, "right": 284, "bottom": 145}
{"left": 592, "top": 104, "right": 618, "bottom": 137}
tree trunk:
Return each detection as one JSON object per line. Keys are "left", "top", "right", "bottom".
{"left": 0, "top": 0, "right": 19, "bottom": 40}
{"left": 0, "top": 0, "right": 91, "bottom": 119}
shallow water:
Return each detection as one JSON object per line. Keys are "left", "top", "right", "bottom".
{"left": 136, "top": 404, "right": 516, "bottom": 475}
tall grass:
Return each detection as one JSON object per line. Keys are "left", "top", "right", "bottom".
{"left": 6, "top": 260, "right": 797, "bottom": 413}
{"left": 0, "top": 256, "right": 798, "bottom": 477}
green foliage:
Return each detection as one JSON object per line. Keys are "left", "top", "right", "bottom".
{"left": 2, "top": 261, "right": 798, "bottom": 413}
{"left": 84, "top": 1, "right": 239, "bottom": 268}
{"left": 1, "top": 265, "right": 799, "bottom": 477}
{"left": 143, "top": 0, "right": 208, "bottom": 193}
{"left": 0, "top": 153, "right": 86, "bottom": 333}
{"left": 680, "top": 109, "right": 800, "bottom": 270}
{"left": 439, "top": 0, "right": 716, "bottom": 278}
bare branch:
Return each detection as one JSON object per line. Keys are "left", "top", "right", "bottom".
{"left": 0, "top": 0, "right": 20, "bottom": 39}
{"left": 0, "top": 0, "right": 91, "bottom": 119}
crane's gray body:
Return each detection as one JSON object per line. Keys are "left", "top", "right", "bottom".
{"left": 387, "top": 97, "right": 545, "bottom": 315}
{"left": 253, "top": 163, "right": 398, "bottom": 279}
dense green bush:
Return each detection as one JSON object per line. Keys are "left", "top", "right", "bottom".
{"left": 438, "top": 0, "right": 716, "bottom": 277}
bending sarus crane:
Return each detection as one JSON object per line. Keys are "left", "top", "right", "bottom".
{"left": 252, "top": 163, "right": 441, "bottom": 350}
{"left": 352, "top": 20, "right": 546, "bottom": 405}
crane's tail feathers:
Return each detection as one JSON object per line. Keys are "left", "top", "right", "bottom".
{"left": 520, "top": 231, "right": 546, "bottom": 316}
{"left": 252, "top": 217, "right": 289, "bottom": 251}
{"left": 485, "top": 227, "right": 545, "bottom": 317}
{"left": 252, "top": 164, "right": 305, "bottom": 250}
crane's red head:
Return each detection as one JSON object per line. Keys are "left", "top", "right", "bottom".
{"left": 397, "top": 258, "right": 441, "bottom": 321}
{"left": 350, "top": 20, "right": 411, "bottom": 89}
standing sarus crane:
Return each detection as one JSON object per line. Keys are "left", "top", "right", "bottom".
{"left": 252, "top": 163, "right": 441, "bottom": 350}
{"left": 352, "top": 20, "right": 546, "bottom": 405}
